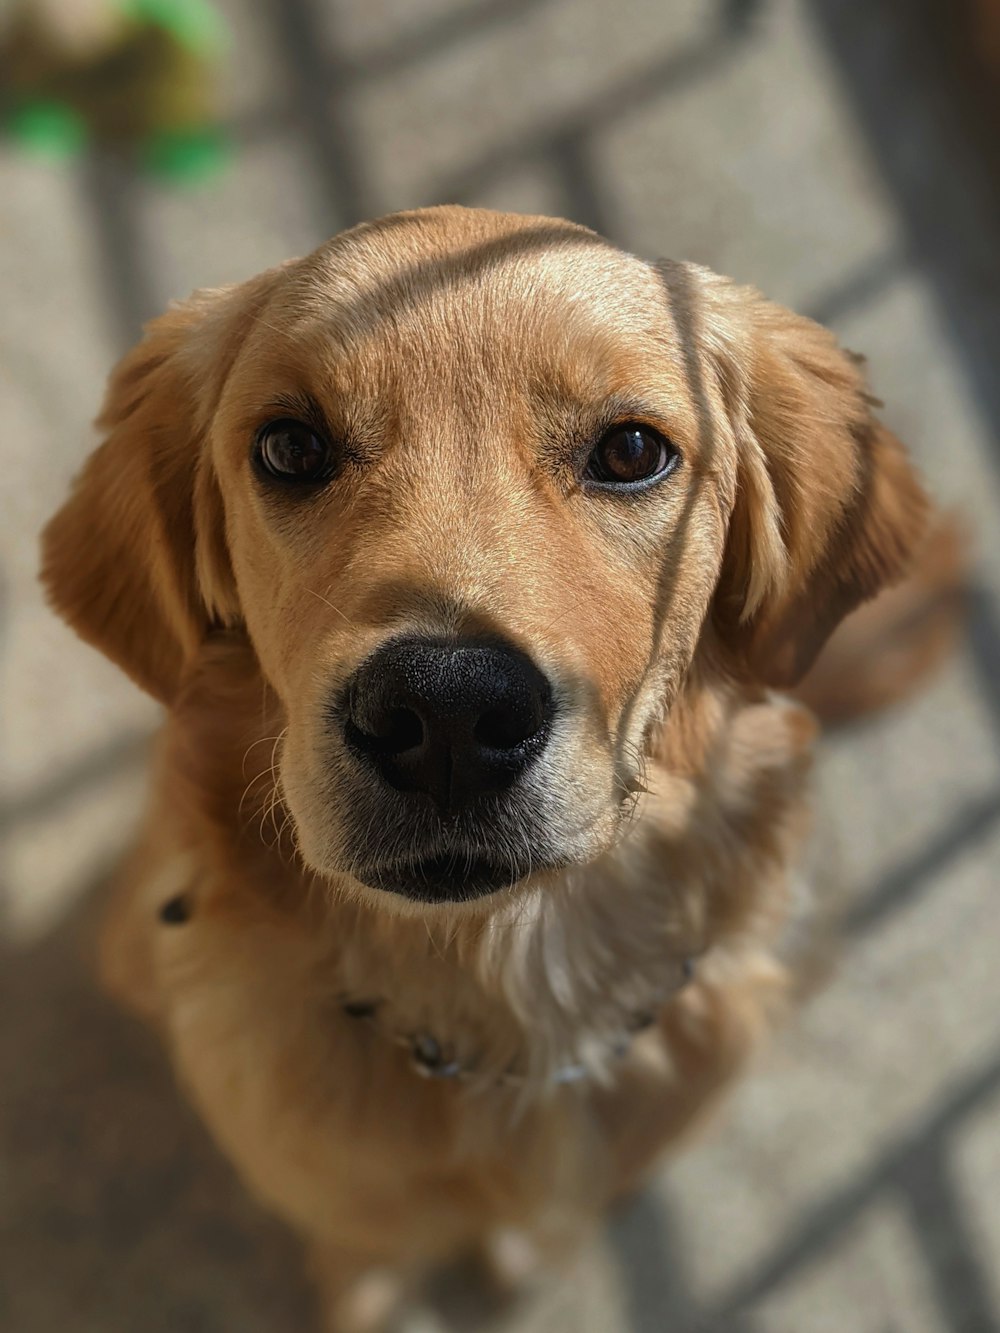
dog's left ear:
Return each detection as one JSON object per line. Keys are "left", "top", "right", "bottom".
{"left": 697, "top": 273, "right": 930, "bottom": 688}
{"left": 41, "top": 268, "right": 280, "bottom": 703}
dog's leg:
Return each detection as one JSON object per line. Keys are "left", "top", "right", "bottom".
{"left": 594, "top": 955, "right": 788, "bottom": 1200}
{"left": 479, "top": 1226, "right": 545, "bottom": 1294}
{"left": 310, "top": 1247, "right": 411, "bottom": 1333}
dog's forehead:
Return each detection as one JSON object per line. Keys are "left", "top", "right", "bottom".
{"left": 304, "top": 208, "right": 654, "bottom": 308}
{"left": 260, "top": 211, "right": 671, "bottom": 375}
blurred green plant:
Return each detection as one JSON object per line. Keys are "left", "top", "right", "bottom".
{"left": 1, "top": 0, "right": 230, "bottom": 183}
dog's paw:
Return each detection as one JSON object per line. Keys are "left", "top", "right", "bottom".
{"left": 480, "top": 1227, "right": 546, "bottom": 1295}
{"left": 321, "top": 1267, "right": 404, "bottom": 1333}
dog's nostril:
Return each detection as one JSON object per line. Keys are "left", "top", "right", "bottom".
{"left": 474, "top": 700, "right": 544, "bottom": 749}
{"left": 350, "top": 705, "right": 423, "bottom": 757}
{"left": 379, "top": 707, "right": 424, "bottom": 754}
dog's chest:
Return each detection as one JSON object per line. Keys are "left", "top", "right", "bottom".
{"left": 153, "top": 900, "right": 643, "bottom": 1247}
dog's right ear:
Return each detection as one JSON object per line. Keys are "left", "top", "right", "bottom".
{"left": 41, "top": 269, "right": 280, "bottom": 703}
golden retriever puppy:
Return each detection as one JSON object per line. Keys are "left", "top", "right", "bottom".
{"left": 42, "top": 207, "right": 929, "bottom": 1331}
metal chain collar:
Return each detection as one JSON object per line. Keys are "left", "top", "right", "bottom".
{"left": 336, "top": 958, "right": 695, "bottom": 1087}
{"left": 159, "top": 892, "right": 693, "bottom": 1089}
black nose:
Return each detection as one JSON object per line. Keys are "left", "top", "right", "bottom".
{"left": 343, "top": 637, "right": 554, "bottom": 813}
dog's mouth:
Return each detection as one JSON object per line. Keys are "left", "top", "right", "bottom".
{"left": 352, "top": 850, "right": 544, "bottom": 903}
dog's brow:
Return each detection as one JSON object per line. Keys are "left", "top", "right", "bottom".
{"left": 559, "top": 391, "right": 673, "bottom": 428}
{"left": 307, "top": 224, "right": 618, "bottom": 342}
{"left": 268, "top": 391, "right": 333, "bottom": 437}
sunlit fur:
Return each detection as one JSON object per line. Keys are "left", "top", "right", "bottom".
{"left": 42, "top": 208, "right": 929, "bottom": 1331}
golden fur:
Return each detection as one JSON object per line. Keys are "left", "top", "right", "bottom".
{"left": 41, "top": 207, "right": 930, "bottom": 1330}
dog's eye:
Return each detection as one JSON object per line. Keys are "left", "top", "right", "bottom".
{"left": 585, "top": 424, "right": 678, "bottom": 489}
{"left": 255, "top": 419, "right": 333, "bottom": 483}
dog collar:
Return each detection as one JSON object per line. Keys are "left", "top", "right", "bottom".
{"left": 158, "top": 893, "right": 693, "bottom": 1089}
{"left": 337, "top": 958, "right": 695, "bottom": 1088}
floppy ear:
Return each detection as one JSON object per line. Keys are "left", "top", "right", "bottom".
{"left": 702, "top": 276, "right": 929, "bottom": 688}
{"left": 41, "top": 273, "right": 276, "bottom": 702}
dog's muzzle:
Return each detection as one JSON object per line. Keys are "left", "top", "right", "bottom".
{"left": 337, "top": 635, "right": 556, "bottom": 902}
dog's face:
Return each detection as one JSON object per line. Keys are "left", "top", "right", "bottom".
{"left": 214, "top": 217, "right": 729, "bottom": 901}
{"left": 42, "top": 208, "right": 927, "bottom": 907}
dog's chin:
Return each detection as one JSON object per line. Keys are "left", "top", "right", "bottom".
{"left": 280, "top": 789, "right": 561, "bottom": 909}
{"left": 350, "top": 852, "right": 546, "bottom": 905}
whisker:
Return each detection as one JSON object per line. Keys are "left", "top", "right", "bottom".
{"left": 241, "top": 732, "right": 289, "bottom": 779}
{"left": 305, "top": 586, "right": 353, "bottom": 626}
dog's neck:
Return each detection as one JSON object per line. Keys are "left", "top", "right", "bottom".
{"left": 165, "top": 640, "right": 815, "bottom": 1089}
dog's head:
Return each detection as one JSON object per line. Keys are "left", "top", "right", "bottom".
{"left": 42, "top": 208, "right": 927, "bottom": 907}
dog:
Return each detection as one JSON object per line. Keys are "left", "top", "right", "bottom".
{"left": 41, "top": 206, "right": 935, "bottom": 1331}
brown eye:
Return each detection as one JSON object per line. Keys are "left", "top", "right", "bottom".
{"left": 255, "top": 419, "right": 334, "bottom": 483}
{"left": 585, "top": 424, "right": 678, "bottom": 489}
